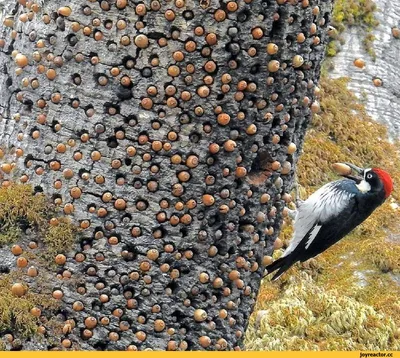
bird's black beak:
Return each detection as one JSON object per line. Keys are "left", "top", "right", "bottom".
{"left": 343, "top": 162, "right": 364, "bottom": 184}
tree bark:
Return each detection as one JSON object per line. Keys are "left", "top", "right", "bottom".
{"left": 0, "top": 0, "right": 332, "bottom": 351}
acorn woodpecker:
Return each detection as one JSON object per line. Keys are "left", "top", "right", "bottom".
{"left": 265, "top": 163, "right": 393, "bottom": 280}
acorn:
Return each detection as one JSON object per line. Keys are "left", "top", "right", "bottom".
{"left": 154, "top": 319, "right": 166, "bottom": 332}
{"left": 16, "top": 257, "right": 28, "bottom": 268}
{"left": 55, "top": 254, "right": 66, "bottom": 265}
{"left": 223, "top": 139, "right": 237, "bottom": 152}
{"left": 11, "top": 283, "right": 26, "bottom": 297}
{"left": 392, "top": 27, "right": 400, "bottom": 39}
{"left": 135, "top": 34, "right": 149, "bottom": 48}
{"left": 311, "top": 101, "right": 320, "bottom": 113}
{"left": 62, "top": 339, "right": 72, "bottom": 348}
{"left": 30, "top": 307, "right": 41, "bottom": 317}
{"left": 353, "top": 58, "right": 365, "bottom": 69}
{"left": 58, "top": 6, "right": 72, "bottom": 16}
{"left": 287, "top": 142, "right": 297, "bottom": 154}
{"left": 27, "top": 266, "right": 38, "bottom": 277}
{"left": 1, "top": 163, "right": 13, "bottom": 174}
{"left": 52, "top": 290, "right": 63, "bottom": 299}
{"left": 262, "top": 255, "right": 273, "bottom": 266}
{"left": 11, "top": 245, "right": 23, "bottom": 256}
{"left": 292, "top": 55, "right": 304, "bottom": 68}
{"left": 267, "top": 60, "right": 280, "bottom": 73}
{"left": 194, "top": 309, "right": 207, "bottom": 322}
{"left": 373, "top": 78, "right": 383, "bottom": 87}
{"left": 273, "top": 238, "right": 283, "bottom": 250}
{"left": 84, "top": 317, "right": 97, "bottom": 329}
{"left": 199, "top": 336, "right": 211, "bottom": 348}
{"left": 332, "top": 162, "right": 352, "bottom": 176}
{"left": 15, "top": 54, "right": 28, "bottom": 68}
{"left": 202, "top": 194, "right": 215, "bottom": 206}
{"left": 266, "top": 43, "right": 279, "bottom": 55}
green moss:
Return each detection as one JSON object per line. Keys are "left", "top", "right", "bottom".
{"left": 0, "top": 183, "right": 77, "bottom": 266}
{"left": 0, "top": 227, "right": 21, "bottom": 247}
{"left": 42, "top": 218, "right": 76, "bottom": 264}
{"left": 0, "top": 273, "right": 58, "bottom": 338}
{"left": 246, "top": 275, "right": 399, "bottom": 351}
{"left": 326, "top": 41, "right": 338, "bottom": 57}
{"left": 0, "top": 184, "right": 46, "bottom": 246}
{"left": 329, "top": 0, "right": 379, "bottom": 58}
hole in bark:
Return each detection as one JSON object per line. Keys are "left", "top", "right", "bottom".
{"left": 122, "top": 55, "right": 136, "bottom": 69}
{"left": 250, "top": 64, "right": 260, "bottom": 74}
{"left": 72, "top": 73, "right": 81, "bottom": 85}
{"left": 152, "top": 227, "right": 165, "bottom": 239}
{"left": 172, "top": 310, "right": 185, "bottom": 322}
{"left": 10, "top": 346, "right": 22, "bottom": 351}
{"left": 124, "top": 114, "right": 138, "bottom": 126}
{"left": 121, "top": 213, "right": 132, "bottom": 223}
{"left": 234, "top": 178, "right": 244, "bottom": 188}
{"left": 103, "top": 19, "right": 112, "bottom": 29}
{"left": 189, "top": 132, "right": 201, "bottom": 143}
{"left": 66, "top": 34, "right": 78, "bottom": 46}
{"left": 116, "top": 86, "right": 133, "bottom": 101}
{"left": 180, "top": 228, "right": 188, "bottom": 237}
{"left": 323, "top": 12, "right": 330, "bottom": 27}
{"left": 33, "top": 186, "right": 44, "bottom": 196}
{"left": 270, "top": 12, "right": 284, "bottom": 38}
{"left": 93, "top": 342, "right": 108, "bottom": 351}
{"left": 80, "top": 238, "right": 93, "bottom": 250}
{"left": 91, "top": 299, "right": 102, "bottom": 311}
{"left": 133, "top": 178, "right": 143, "bottom": 189}
{"left": 166, "top": 281, "right": 178, "bottom": 293}
{"left": 290, "top": 13, "right": 299, "bottom": 23}
{"left": 107, "top": 136, "right": 118, "bottom": 148}
{"left": 104, "top": 102, "right": 120, "bottom": 115}
{"left": 141, "top": 67, "right": 153, "bottom": 78}
{"left": 237, "top": 9, "right": 251, "bottom": 22}
{"left": 179, "top": 113, "right": 191, "bottom": 124}
{"left": 182, "top": 10, "right": 194, "bottom": 20}
{"left": 0, "top": 265, "right": 10, "bottom": 274}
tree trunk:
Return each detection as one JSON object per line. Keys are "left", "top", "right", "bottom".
{"left": 0, "top": 0, "right": 332, "bottom": 351}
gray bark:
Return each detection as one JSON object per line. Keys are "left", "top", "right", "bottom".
{"left": 330, "top": 0, "right": 400, "bottom": 138}
{"left": 0, "top": 0, "right": 332, "bottom": 351}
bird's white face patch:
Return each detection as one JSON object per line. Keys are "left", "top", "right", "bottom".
{"left": 356, "top": 169, "right": 372, "bottom": 193}
{"left": 356, "top": 180, "right": 371, "bottom": 193}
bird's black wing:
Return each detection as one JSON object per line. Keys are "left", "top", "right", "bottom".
{"left": 266, "top": 187, "right": 369, "bottom": 280}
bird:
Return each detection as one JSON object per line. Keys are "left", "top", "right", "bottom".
{"left": 265, "top": 162, "right": 393, "bottom": 280}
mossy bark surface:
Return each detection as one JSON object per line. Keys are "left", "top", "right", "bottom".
{"left": 0, "top": 0, "right": 332, "bottom": 351}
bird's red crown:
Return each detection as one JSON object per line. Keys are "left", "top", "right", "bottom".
{"left": 372, "top": 168, "right": 393, "bottom": 198}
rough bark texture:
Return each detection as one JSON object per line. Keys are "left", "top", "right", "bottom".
{"left": 0, "top": 0, "right": 332, "bottom": 351}
{"left": 330, "top": 0, "right": 400, "bottom": 138}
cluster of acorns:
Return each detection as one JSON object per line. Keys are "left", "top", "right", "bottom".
{"left": 0, "top": 0, "right": 331, "bottom": 350}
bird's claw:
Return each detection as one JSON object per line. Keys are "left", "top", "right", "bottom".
{"left": 287, "top": 208, "right": 298, "bottom": 220}
{"left": 292, "top": 172, "right": 303, "bottom": 208}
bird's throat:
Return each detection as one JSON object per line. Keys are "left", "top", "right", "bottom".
{"left": 356, "top": 179, "right": 371, "bottom": 193}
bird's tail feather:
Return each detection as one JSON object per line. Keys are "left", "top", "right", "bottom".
{"left": 265, "top": 254, "right": 296, "bottom": 281}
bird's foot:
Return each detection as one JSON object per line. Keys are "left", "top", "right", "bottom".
{"left": 291, "top": 172, "right": 304, "bottom": 208}
{"left": 287, "top": 208, "right": 298, "bottom": 220}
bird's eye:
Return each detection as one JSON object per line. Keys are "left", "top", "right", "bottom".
{"left": 366, "top": 173, "right": 373, "bottom": 179}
